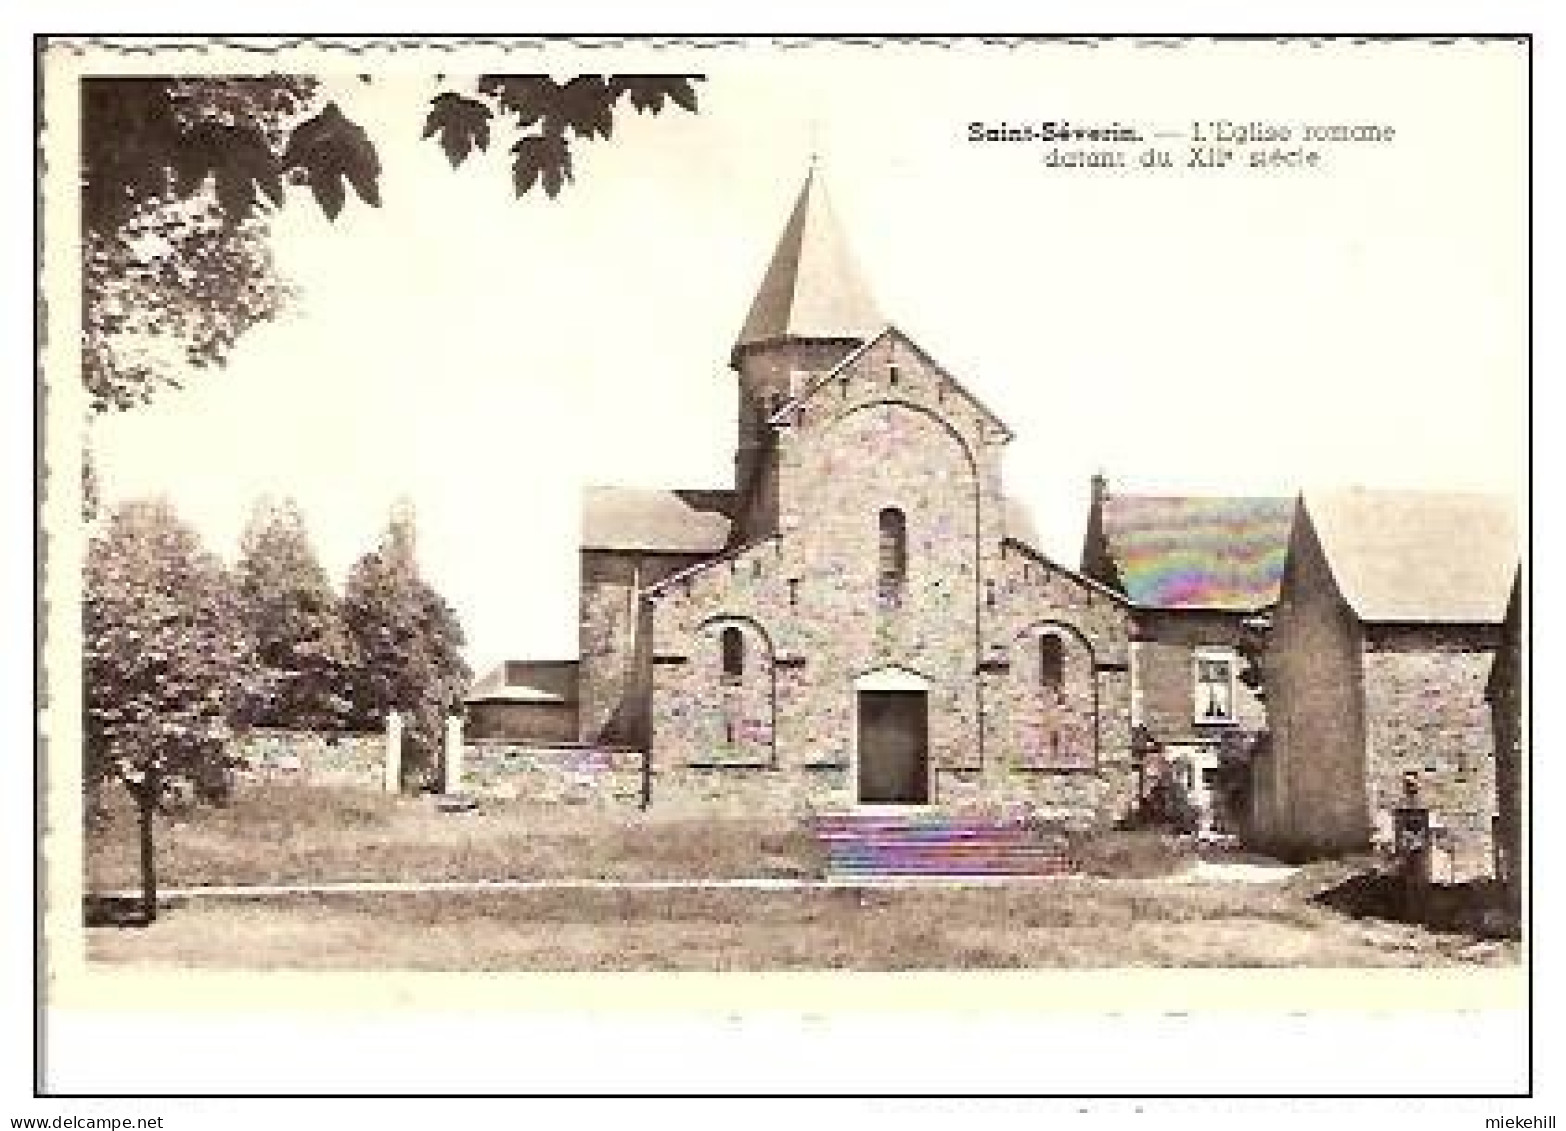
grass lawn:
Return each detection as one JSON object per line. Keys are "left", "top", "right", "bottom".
{"left": 84, "top": 880, "right": 1520, "bottom": 970}
{"left": 84, "top": 781, "right": 1520, "bottom": 970}
{"left": 86, "top": 782, "right": 825, "bottom": 889}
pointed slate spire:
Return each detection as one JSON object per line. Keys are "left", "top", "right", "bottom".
{"left": 734, "top": 168, "right": 881, "bottom": 357}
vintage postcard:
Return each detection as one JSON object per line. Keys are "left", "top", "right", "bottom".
{"left": 37, "top": 35, "right": 1529, "bottom": 1096}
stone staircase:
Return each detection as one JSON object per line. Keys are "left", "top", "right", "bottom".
{"left": 812, "top": 810, "right": 1077, "bottom": 880}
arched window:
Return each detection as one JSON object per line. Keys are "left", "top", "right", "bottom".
{"left": 720, "top": 626, "right": 744, "bottom": 681}
{"left": 878, "top": 508, "right": 907, "bottom": 608}
{"left": 1040, "top": 634, "right": 1065, "bottom": 694}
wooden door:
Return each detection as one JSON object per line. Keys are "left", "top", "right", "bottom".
{"left": 857, "top": 690, "right": 929, "bottom": 804}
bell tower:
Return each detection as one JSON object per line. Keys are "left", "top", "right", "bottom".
{"left": 730, "top": 168, "right": 882, "bottom": 517}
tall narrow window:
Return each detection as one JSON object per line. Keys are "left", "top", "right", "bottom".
{"left": 877, "top": 508, "right": 907, "bottom": 609}
{"left": 1040, "top": 634, "right": 1065, "bottom": 695}
{"left": 721, "top": 626, "right": 744, "bottom": 682}
{"left": 1194, "top": 650, "right": 1236, "bottom": 724}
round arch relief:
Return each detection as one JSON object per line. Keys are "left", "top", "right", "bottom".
{"left": 853, "top": 665, "right": 932, "bottom": 692}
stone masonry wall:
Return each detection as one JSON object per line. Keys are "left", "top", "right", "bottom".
{"left": 1259, "top": 512, "right": 1368, "bottom": 856}
{"left": 648, "top": 330, "right": 1134, "bottom": 824}
{"left": 1132, "top": 609, "right": 1268, "bottom": 746}
{"left": 1362, "top": 625, "right": 1500, "bottom": 883}
{"left": 987, "top": 544, "right": 1137, "bottom": 823}
{"left": 579, "top": 550, "right": 708, "bottom": 747}
{"left": 650, "top": 332, "right": 1005, "bottom": 811}
{"left": 231, "top": 728, "right": 384, "bottom": 788}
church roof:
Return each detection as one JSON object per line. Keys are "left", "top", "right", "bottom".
{"left": 1098, "top": 494, "right": 1295, "bottom": 611}
{"left": 1303, "top": 488, "right": 1518, "bottom": 623}
{"left": 734, "top": 169, "right": 882, "bottom": 355}
{"left": 465, "top": 660, "right": 579, "bottom": 705}
{"left": 580, "top": 487, "right": 734, "bottom": 553}
{"left": 767, "top": 324, "right": 1015, "bottom": 441}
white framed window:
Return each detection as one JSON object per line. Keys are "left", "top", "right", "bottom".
{"left": 1193, "top": 648, "right": 1237, "bottom": 725}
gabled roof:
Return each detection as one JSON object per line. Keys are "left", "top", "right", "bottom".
{"left": 580, "top": 487, "right": 733, "bottom": 554}
{"left": 766, "top": 324, "right": 1015, "bottom": 441}
{"left": 1303, "top": 488, "right": 1518, "bottom": 623}
{"left": 734, "top": 169, "right": 882, "bottom": 355}
{"left": 465, "top": 661, "right": 578, "bottom": 705}
{"left": 1097, "top": 494, "right": 1295, "bottom": 611}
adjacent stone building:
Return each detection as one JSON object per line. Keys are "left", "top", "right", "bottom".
{"left": 1080, "top": 481, "right": 1293, "bottom": 833}
{"left": 1486, "top": 570, "right": 1523, "bottom": 909}
{"left": 485, "top": 168, "right": 1524, "bottom": 846}
{"left": 577, "top": 170, "right": 1137, "bottom": 822}
{"left": 465, "top": 660, "right": 580, "bottom": 744}
{"left": 1254, "top": 489, "right": 1518, "bottom": 881}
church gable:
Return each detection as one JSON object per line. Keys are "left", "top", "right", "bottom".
{"left": 767, "top": 326, "right": 1014, "bottom": 446}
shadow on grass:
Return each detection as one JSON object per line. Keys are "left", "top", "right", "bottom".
{"left": 1310, "top": 869, "right": 1518, "bottom": 940}
{"left": 83, "top": 895, "right": 154, "bottom": 928}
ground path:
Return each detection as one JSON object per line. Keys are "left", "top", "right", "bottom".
{"left": 92, "top": 860, "right": 1298, "bottom": 900}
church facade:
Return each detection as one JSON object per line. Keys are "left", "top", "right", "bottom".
{"left": 578, "top": 171, "right": 1138, "bottom": 823}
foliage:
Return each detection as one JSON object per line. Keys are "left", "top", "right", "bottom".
{"left": 83, "top": 499, "right": 262, "bottom": 800}
{"left": 422, "top": 75, "right": 702, "bottom": 198}
{"left": 235, "top": 497, "right": 356, "bottom": 730}
{"left": 341, "top": 504, "right": 471, "bottom": 785}
{"left": 83, "top": 197, "right": 294, "bottom": 413}
{"left": 81, "top": 77, "right": 320, "bottom": 414}
{"left": 80, "top": 73, "right": 702, "bottom": 415}
{"left": 1069, "top": 830, "right": 1195, "bottom": 879}
{"left": 80, "top": 73, "right": 700, "bottom": 418}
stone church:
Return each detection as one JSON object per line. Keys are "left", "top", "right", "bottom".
{"left": 466, "top": 169, "right": 1517, "bottom": 864}
{"left": 576, "top": 170, "right": 1138, "bottom": 823}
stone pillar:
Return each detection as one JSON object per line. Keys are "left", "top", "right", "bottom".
{"left": 384, "top": 710, "right": 403, "bottom": 794}
{"left": 444, "top": 713, "right": 465, "bottom": 794}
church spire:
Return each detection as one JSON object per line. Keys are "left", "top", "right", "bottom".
{"left": 733, "top": 168, "right": 881, "bottom": 361}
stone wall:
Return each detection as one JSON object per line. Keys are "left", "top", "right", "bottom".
{"left": 579, "top": 549, "right": 707, "bottom": 747}
{"left": 1259, "top": 514, "right": 1369, "bottom": 856}
{"left": 988, "top": 543, "right": 1137, "bottom": 823}
{"left": 1132, "top": 608, "right": 1268, "bottom": 745}
{"left": 231, "top": 728, "right": 384, "bottom": 788}
{"left": 644, "top": 328, "right": 1136, "bottom": 823}
{"left": 1361, "top": 624, "right": 1500, "bottom": 883}
{"left": 1488, "top": 584, "right": 1523, "bottom": 907}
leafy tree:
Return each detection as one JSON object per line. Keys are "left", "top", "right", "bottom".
{"left": 81, "top": 77, "right": 322, "bottom": 414}
{"left": 235, "top": 497, "right": 355, "bottom": 730}
{"left": 80, "top": 74, "right": 703, "bottom": 414}
{"left": 83, "top": 499, "right": 262, "bottom": 921}
{"left": 341, "top": 503, "right": 471, "bottom": 787}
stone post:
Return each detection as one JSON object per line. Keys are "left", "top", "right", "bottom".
{"left": 444, "top": 712, "right": 465, "bottom": 795}
{"left": 384, "top": 710, "right": 403, "bottom": 794}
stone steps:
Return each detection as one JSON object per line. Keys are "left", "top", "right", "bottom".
{"left": 813, "top": 811, "right": 1076, "bottom": 879}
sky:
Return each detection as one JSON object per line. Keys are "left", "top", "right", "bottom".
{"left": 89, "top": 40, "right": 1528, "bottom": 674}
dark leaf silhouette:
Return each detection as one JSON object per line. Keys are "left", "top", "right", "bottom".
{"left": 81, "top": 72, "right": 703, "bottom": 415}
{"left": 283, "top": 102, "right": 382, "bottom": 219}
{"left": 422, "top": 92, "right": 493, "bottom": 168}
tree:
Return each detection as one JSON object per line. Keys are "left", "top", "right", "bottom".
{"left": 235, "top": 497, "right": 355, "bottom": 730}
{"left": 79, "top": 74, "right": 704, "bottom": 415}
{"left": 341, "top": 503, "right": 471, "bottom": 787}
{"left": 81, "top": 77, "right": 322, "bottom": 415}
{"left": 83, "top": 499, "right": 262, "bottom": 921}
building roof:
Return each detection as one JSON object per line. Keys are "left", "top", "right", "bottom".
{"left": 1304, "top": 488, "right": 1519, "bottom": 623}
{"left": 734, "top": 168, "right": 882, "bottom": 355}
{"left": 581, "top": 487, "right": 734, "bottom": 553}
{"left": 768, "top": 324, "right": 1015, "bottom": 442}
{"left": 465, "top": 661, "right": 577, "bottom": 705}
{"left": 1098, "top": 494, "right": 1295, "bottom": 611}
